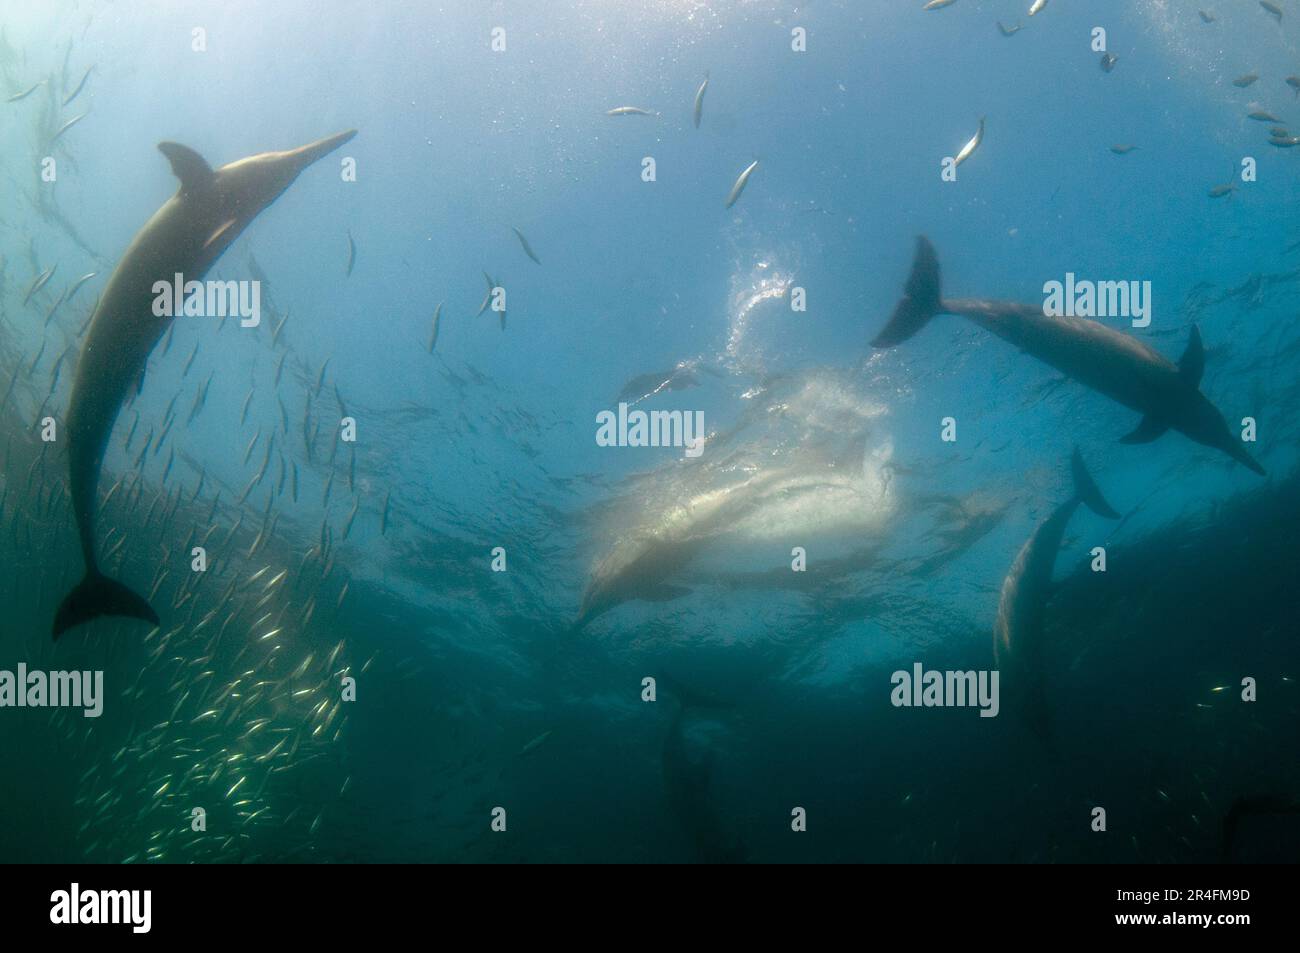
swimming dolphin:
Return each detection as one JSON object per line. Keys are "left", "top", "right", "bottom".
{"left": 577, "top": 489, "right": 733, "bottom": 628}
{"left": 872, "top": 237, "right": 1265, "bottom": 475}
{"left": 661, "top": 686, "right": 747, "bottom": 863}
{"left": 577, "top": 462, "right": 825, "bottom": 628}
{"left": 615, "top": 362, "right": 703, "bottom": 406}
{"left": 994, "top": 450, "right": 1119, "bottom": 742}
{"left": 53, "top": 129, "right": 357, "bottom": 639}
{"left": 1221, "top": 795, "right": 1300, "bottom": 862}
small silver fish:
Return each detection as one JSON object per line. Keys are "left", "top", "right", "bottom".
{"left": 519, "top": 729, "right": 553, "bottom": 756}
{"left": 476, "top": 272, "right": 494, "bottom": 317}
{"left": 62, "top": 64, "right": 93, "bottom": 106}
{"left": 6, "top": 80, "right": 45, "bottom": 103}
{"left": 64, "top": 271, "right": 97, "bottom": 304}
{"left": 47, "top": 111, "right": 88, "bottom": 145}
{"left": 511, "top": 227, "right": 541, "bottom": 265}
{"left": 953, "top": 116, "right": 985, "bottom": 167}
{"left": 428, "top": 301, "right": 442, "bottom": 352}
{"left": 725, "top": 159, "right": 760, "bottom": 209}
{"left": 23, "top": 265, "right": 55, "bottom": 305}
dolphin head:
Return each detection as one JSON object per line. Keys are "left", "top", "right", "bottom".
{"left": 1181, "top": 392, "right": 1266, "bottom": 476}
{"left": 1220, "top": 437, "right": 1266, "bottom": 476}
{"left": 575, "top": 558, "right": 621, "bottom": 629}
{"left": 214, "top": 129, "right": 357, "bottom": 216}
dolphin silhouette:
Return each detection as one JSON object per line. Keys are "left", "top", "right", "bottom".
{"left": 994, "top": 450, "right": 1119, "bottom": 744}
{"left": 872, "top": 237, "right": 1265, "bottom": 475}
{"left": 660, "top": 688, "right": 747, "bottom": 863}
{"left": 53, "top": 129, "right": 357, "bottom": 639}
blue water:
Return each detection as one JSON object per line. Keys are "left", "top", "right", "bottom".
{"left": 0, "top": 1, "right": 1297, "bottom": 863}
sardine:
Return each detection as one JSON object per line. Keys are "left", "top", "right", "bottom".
{"left": 693, "top": 72, "right": 709, "bottom": 127}
{"left": 953, "top": 116, "right": 985, "bottom": 167}
{"left": 511, "top": 227, "right": 541, "bottom": 265}
{"left": 725, "top": 159, "right": 760, "bottom": 208}
{"left": 62, "top": 64, "right": 93, "bottom": 106}
{"left": 428, "top": 301, "right": 442, "bottom": 352}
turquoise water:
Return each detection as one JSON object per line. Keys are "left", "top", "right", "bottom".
{"left": 0, "top": 1, "right": 1297, "bottom": 863}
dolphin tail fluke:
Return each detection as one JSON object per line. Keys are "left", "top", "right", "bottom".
{"left": 1070, "top": 448, "right": 1120, "bottom": 519}
{"left": 53, "top": 571, "right": 159, "bottom": 641}
{"left": 872, "top": 236, "right": 943, "bottom": 347}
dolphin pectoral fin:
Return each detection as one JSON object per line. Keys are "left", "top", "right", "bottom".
{"left": 643, "top": 584, "right": 692, "bottom": 603}
{"left": 1119, "top": 415, "right": 1169, "bottom": 444}
{"left": 203, "top": 218, "right": 239, "bottom": 252}
{"left": 157, "top": 142, "right": 215, "bottom": 194}
{"left": 1070, "top": 448, "right": 1120, "bottom": 519}
{"left": 53, "top": 571, "right": 159, "bottom": 640}
{"left": 1178, "top": 325, "right": 1205, "bottom": 387}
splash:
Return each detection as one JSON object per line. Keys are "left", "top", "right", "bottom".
{"left": 722, "top": 257, "right": 794, "bottom": 373}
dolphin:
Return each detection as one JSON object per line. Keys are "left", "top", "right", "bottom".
{"left": 577, "top": 491, "right": 733, "bottom": 627}
{"left": 575, "top": 469, "right": 800, "bottom": 628}
{"left": 872, "top": 237, "right": 1265, "bottom": 475}
{"left": 994, "top": 450, "right": 1119, "bottom": 743}
{"left": 53, "top": 129, "right": 357, "bottom": 639}
{"left": 660, "top": 687, "right": 747, "bottom": 863}
{"left": 1221, "top": 795, "right": 1300, "bottom": 862}
{"left": 615, "top": 362, "right": 702, "bottom": 406}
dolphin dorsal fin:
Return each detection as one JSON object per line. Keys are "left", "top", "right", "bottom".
{"left": 157, "top": 142, "right": 215, "bottom": 194}
{"left": 1178, "top": 325, "right": 1205, "bottom": 388}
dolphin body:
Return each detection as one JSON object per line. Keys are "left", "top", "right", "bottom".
{"left": 993, "top": 450, "right": 1119, "bottom": 743}
{"left": 661, "top": 692, "right": 747, "bottom": 863}
{"left": 53, "top": 130, "right": 357, "bottom": 639}
{"left": 575, "top": 476, "right": 770, "bottom": 628}
{"left": 872, "top": 237, "right": 1265, "bottom": 475}
{"left": 575, "top": 463, "right": 833, "bottom": 628}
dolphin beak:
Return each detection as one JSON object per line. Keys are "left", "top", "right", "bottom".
{"left": 285, "top": 129, "right": 357, "bottom": 173}
{"left": 1233, "top": 443, "right": 1267, "bottom": 476}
